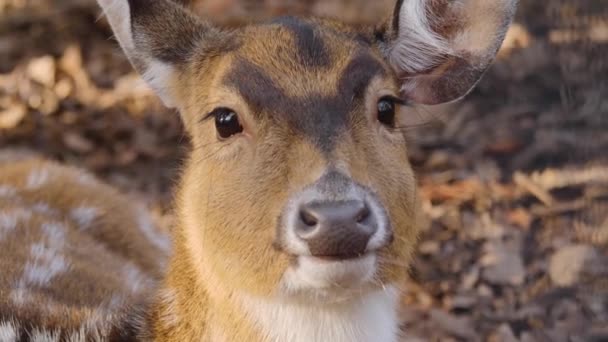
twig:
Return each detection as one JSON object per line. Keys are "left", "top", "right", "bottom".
{"left": 529, "top": 165, "right": 608, "bottom": 190}
{"left": 531, "top": 199, "right": 587, "bottom": 217}
{"left": 513, "top": 171, "right": 555, "bottom": 206}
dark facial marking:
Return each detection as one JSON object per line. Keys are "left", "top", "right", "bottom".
{"left": 392, "top": 0, "right": 405, "bottom": 33}
{"left": 337, "top": 53, "right": 385, "bottom": 100}
{"left": 271, "top": 17, "right": 331, "bottom": 68}
{"left": 315, "top": 170, "right": 354, "bottom": 196}
{"left": 223, "top": 52, "right": 386, "bottom": 153}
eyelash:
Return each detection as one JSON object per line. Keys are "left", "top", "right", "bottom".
{"left": 381, "top": 95, "right": 408, "bottom": 106}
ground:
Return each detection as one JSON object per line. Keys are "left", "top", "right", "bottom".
{"left": 0, "top": 0, "right": 606, "bottom": 341}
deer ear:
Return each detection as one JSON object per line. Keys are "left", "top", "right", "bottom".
{"left": 383, "top": 0, "right": 518, "bottom": 105}
{"left": 97, "top": 0, "right": 227, "bottom": 108}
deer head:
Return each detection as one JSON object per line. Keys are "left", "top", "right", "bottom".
{"left": 96, "top": 0, "right": 517, "bottom": 340}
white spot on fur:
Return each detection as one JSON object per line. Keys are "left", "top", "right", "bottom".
{"left": 0, "top": 321, "right": 19, "bottom": 342}
{"left": 241, "top": 287, "right": 400, "bottom": 342}
{"left": 31, "top": 203, "right": 60, "bottom": 217}
{"left": 30, "top": 329, "right": 60, "bottom": 342}
{"left": 0, "top": 212, "right": 17, "bottom": 234}
{"left": 0, "top": 209, "right": 32, "bottom": 240}
{"left": 136, "top": 206, "right": 171, "bottom": 253}
{"left": 24, "top": 249, "right": 68, "bottom": 286}
{"left": 26, "top": 168, "right": 50, "bottom": 189}
{"left": 121, "top": 261, "right": 152, "bottom": 294}
{"left": 66, "top": 330, "right": 88, "bottom": 342}
{"left": 76, "top": 172, "right": 98, "bottom": 186}
{"left": 19, "top": 222, "right": 68, "bottom": 287}
{"left": 10, "top": 287, "right": 29, "bottom": 306}
{"left": 64, "top": 309, "right": 109, "bottom": 342}
{"left": 40, "top": 222, "right": 67, "bottom": 246}
{"left": 70, "top": 207, "right": 99, "bottom": 230}
{"left": 68, "top": 314, "right": 106, "bottom": 342}
{"left": 0, "top": 185, "right": 17, "bottom": 198}
{"left": 106, "top": 294, "right": 127, "bottom": 310}
{"left": 388, "top": 0, "right": 452, "bottom": 75}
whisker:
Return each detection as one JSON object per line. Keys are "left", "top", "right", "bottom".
{"left": 190, "top": 144, "right": 229, "bottom": 166}
{"left": 371, "top": 278, "right": 388, "bottom": 292}
{"left": 371, "top": 278, "right": 409, "bottom": 293}
{"left": 190, "top": 140, "right": 223, "bottom": 152}
{"left": 413, "top": 105, "right": 446, "bottom": 125}
{"left": 376, "top": 257, "right": 413, "bottom": 269}
{"left": 389, "top": 121, "right": 436, "bottom": 132}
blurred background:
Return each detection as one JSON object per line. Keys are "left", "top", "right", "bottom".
{"left": 0, "top": 0, "right": 606, "bottom": 340}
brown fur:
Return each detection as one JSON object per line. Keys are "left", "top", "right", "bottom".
{"left": 142, "top": 15, "right": 423, "bottom": 341}
{"left": 0, "top": 0, "right": 517, "bottom": 340}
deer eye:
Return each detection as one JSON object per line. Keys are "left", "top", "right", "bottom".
{"left": 212, "top": 108, "right": 243, "bottom": 139}
{"left": 377, "top": 97, "right": 396, "bottom": 127}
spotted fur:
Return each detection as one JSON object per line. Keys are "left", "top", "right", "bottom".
{"left": 0, "top": 159, "right": 169, "bottom": 341}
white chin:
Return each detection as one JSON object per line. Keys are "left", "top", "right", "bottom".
{"left": 280, "top": 254, "right": 378, "bottom": 301}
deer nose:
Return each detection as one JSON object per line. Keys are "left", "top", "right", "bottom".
{"left": 294, "top": 200, "right": 377, "bottom": 259}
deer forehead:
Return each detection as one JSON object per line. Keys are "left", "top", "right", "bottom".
{"left": 187, "top": 18, "right": 396, "bottom": 153}
{"left": 221, "top": 55, "right": 388, "bottom": 152}
{"left": 236, "top": 19, "right": 376, "bottom": 79}
{"left": 200, "top": 20, "right": 392, "bottom": 97}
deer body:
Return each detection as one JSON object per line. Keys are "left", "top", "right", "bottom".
{"left": 0, "top": 159, "right": 169, "bottom": 340}
{"left": 0, "top": 0, "right": 517, "bottom": 340}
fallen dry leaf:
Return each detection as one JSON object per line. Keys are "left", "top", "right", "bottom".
{"left": 0, "top": 0, "right": 606, "bottom": 340}
{"left": 549, "top": 244, "right": 599, "bottom": 287}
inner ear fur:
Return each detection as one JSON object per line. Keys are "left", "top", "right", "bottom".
{"left": 383, "top": 0, "right": 518, "bottom": 105}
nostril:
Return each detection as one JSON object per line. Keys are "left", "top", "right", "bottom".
{"left": 290, "top": 199, "right": 381, "bottom": 258}
{"left": 299, "top": 209, "right": 318, "bottom": 227}
{"left": 355, "top": 205, "right": 371, "bottom": 223}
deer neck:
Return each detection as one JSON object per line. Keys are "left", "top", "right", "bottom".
{"left": 149, "top": 227, "right": 261, "bottom": 341}
{"left": 238, "top": 288, "right": 401, "bottom": 342}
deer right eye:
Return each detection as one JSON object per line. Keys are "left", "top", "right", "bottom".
{"left": 212, "top": 108, "right": 243, "bottom": 140}
{"left": 377, "top": 97, "right": 396, "bottom": 127}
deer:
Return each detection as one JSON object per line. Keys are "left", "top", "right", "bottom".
{"left": 0, "top": 0, "right": 517, "bottom": 340}
{"left": 0, "top": 158, "right": 170, "bottom": 341}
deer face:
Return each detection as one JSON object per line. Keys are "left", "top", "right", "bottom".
{"left": 177, "top": 20, "right": 420, "bottom": 300}
{"left": 98, "top": 0, "right": 517, "bottom": 301}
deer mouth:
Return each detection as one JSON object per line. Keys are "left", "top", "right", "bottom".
{"left": 305, "top": 252, "right": 373, "bottom": 263}
{"left": 279, "top": 252, "right": 378, "bottom": 299}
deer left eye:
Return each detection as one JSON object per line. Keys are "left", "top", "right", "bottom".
{"left": 377, "top": 97, "right": 396, "bottom": 127}
{"left": 212, "top": 108, "right": 243, "bottom": 140}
